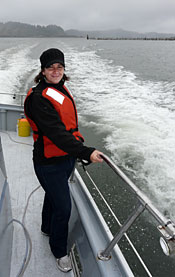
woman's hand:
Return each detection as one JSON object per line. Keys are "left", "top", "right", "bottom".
{"left": 90, "top": 150, "right": 104, "bottom": 163}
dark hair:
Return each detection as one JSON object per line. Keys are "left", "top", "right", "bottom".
{"left": 34, "top": 70, "right": 70, "bottom": 84}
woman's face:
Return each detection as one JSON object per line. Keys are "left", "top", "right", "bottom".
{"left": 42, "top": 63, "right": 64, "bottom": 84}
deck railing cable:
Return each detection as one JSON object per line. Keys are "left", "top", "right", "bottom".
{"left": 84, "top": 168, "right": 152, "bottom": 277}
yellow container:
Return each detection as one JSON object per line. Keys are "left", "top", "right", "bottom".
{"left": 18, "top": 118, "right": 31, "bottom": 137}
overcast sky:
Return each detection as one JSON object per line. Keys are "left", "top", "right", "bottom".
{"left": 1, "top": 0, "right": 175, "bottom": 33}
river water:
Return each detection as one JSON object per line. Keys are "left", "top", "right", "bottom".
{"left": 0, "top": 37, "right": 175, "bottom": 276}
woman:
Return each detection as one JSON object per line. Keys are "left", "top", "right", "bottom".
{"left": 24, "top": 48, "right": 103, "bottom": 273}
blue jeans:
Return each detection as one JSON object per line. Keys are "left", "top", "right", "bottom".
{"left": 34, "top": 157, "right": 75, "bottom": 258}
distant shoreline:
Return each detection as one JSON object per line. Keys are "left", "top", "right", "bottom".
{"left": 0, "top": 36, "right": 175, "bottom": 41}
{"left": 87, "top": 37, "right": 175, "bottom": 41}
{"left": 1, "top": 22, "right": 175, "bottom": 40}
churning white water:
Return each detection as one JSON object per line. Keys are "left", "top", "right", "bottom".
{"left": 0, "top": 42, "right": 39, "bottom": 103}
{"left": 66, "top": 46, "right": 175, "bottom": 219}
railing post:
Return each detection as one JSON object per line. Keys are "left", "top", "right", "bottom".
{"left": 0, "top": 109, "right": 7, "bottom": 130}
{"left": 98, "top": 203, "right": 145, "bottom": 260}
{"left": 20, "top": 95, "right": 24, "bottom": 106}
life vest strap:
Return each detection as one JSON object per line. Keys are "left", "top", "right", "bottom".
{"left": 69, "top": 127, "right": 78, "bottom": 134}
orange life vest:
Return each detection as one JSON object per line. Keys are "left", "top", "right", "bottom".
{"left": 25, "top": 85, "right": 84, "bottom": 158}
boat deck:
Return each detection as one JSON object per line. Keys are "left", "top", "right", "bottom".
{"left": 0, "top": 131, "right": 74, "bottom": 277}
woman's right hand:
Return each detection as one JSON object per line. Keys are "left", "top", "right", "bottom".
{"left": 90, "top": 150, "right": 104, "bottom": 163}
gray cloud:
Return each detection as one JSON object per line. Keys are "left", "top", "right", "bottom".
{"left": 1, "top": 0, "right": 175, "bottom": 33}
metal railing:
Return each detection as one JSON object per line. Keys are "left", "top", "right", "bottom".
{"left": 78, "top": 154, "right": 175, "bottom": 276}
{"left": 0, "top": 92, "right": 26, "bottom": 106}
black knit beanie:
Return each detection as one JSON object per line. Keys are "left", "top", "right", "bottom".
{"left": 40, "top": 48, "right": 65, "bottom": 68}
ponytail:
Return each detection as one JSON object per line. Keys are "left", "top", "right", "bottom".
{"left": 34, "top": 71, "right": 44, "bottom": 83}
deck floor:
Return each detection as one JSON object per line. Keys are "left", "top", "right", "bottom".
{"left": 0, "top": 131, "right": 74, "bottom": 277}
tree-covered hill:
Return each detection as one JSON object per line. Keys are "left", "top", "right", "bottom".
{"left": 0, "top": 21, "right": 65, "bottom": 37}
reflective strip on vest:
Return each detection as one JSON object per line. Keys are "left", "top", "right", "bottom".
{"left": 46, "top": 88, "right": 65, "bottom": 104}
